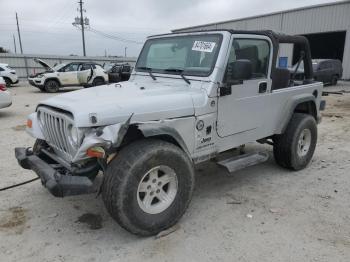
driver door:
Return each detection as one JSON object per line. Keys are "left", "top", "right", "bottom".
{"left": 59, "top": 63, "right": 79, "bottom": 85}
{"left": 217, "top": 36, "right": 272, "bottom": 137}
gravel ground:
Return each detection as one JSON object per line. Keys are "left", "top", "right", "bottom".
{"left": 0, "top": 82, "right": 350, "bottom": 262}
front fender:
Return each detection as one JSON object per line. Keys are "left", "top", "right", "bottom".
{"left": 137, "top": 123, "right": 191, "bottom": 157}
{"left": 72, "top": 115, "right": 133, "bottom": 162}
{"left": 44, "top": 77, "right": 62, "bottom": 86}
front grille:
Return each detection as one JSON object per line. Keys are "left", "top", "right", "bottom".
{"left": 37, "top": 106, "right": 77, "bottom": 162}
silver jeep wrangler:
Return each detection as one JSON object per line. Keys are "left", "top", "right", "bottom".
{"left": 15, "top": 30, "right": 324, "bottom": 236}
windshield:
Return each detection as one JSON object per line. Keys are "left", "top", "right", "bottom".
{"left": 135, "top": 34, "right": 222, "bottom": 77}
{"left": 104, "top": 63, "right": 114, "bottom": 71}
{"left": 312, "top": 62, "right": 318, "bottom": 71}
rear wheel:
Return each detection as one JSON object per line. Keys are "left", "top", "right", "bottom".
{"left": 102, "top": 139, "right": 195, "bottom": 236}
{"left": 92, "top": 78, "right": 105, "bottom": 86}
{"left": 273, "top": 113, "right": 317, "bottom": 170}
{"left": 44, "top": 80, "right": 59, "bottom": 93}
{"left": 331, "top": 75, "right": 338, "bottom": 86}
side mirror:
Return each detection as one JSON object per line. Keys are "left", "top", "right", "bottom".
{"left": 220, "top": 59, "right": 253, "bottom": 96}
{"left": 227, "top": 59, "right": 253, "bottom": 82}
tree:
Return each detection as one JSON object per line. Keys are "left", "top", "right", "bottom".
{"left": 0, "top": 47, "right": 9, "bottom": 53}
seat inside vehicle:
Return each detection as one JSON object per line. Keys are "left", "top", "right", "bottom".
{"left": 272, "top": 68, "right": 291, "bottom": 90}
{"left": 236, "top": 45, "right": 261, "bottom": 73}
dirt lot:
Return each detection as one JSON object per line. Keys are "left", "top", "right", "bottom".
{"left": 1, "top": 82, "right": 350, "bottom": 262}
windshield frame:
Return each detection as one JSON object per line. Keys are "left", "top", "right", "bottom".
{"left": 135, "top": 33, "right": 223, "bottom": 78}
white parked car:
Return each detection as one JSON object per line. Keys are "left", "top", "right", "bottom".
{"left": 28, "top": 59, "right": 109, "bottom": 93}
{"left": 0, "top": 63, "right": 19, "bottom": 87}
{"left": 0, "top": 77, "right": 12, "bottom": 109}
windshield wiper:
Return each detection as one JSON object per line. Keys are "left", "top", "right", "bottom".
{"left": 137, "top": 66, "right": 156, "bottom": 80}
{"left": 164, "top": 68, "right": 191, "bottom": 85}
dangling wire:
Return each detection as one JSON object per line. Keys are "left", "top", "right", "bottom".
{"left": 0, "top": 177, "right": 39, "bottom": 192}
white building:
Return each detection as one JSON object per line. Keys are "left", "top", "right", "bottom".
{"left": 173, "top": 0, "right": 350, "bottom": 79}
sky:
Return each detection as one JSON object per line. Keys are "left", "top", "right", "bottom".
{"left": 0, "top": 0, "right": 342, "bottom": 57}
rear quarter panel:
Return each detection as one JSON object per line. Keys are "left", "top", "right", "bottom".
{"left": 268, "top": 82, "right": 323, "bottom": 134}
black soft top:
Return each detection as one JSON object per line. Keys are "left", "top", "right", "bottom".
{"left": 150, "top": 29, "right": 313, "bottom": 81}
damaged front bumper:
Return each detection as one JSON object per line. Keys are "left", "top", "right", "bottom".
{"left": 28, "top": 79, "right": 44, "bottom": 88}
{"left": 15, "top": 147, "right": 97, "bottom": 197}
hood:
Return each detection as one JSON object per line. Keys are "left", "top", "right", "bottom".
{"left": 38, "top": 80, "right": 206, "bottom": 127}
{"left": 34, "top": 58, "right": 54, "bottom": 71}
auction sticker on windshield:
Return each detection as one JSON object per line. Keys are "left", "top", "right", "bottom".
{"left": 192, "top": 41, "right": 216, "bottom": 52}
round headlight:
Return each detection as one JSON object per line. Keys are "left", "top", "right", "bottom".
{"left": 68, "top": 124, "right": 79, "bottom": 145}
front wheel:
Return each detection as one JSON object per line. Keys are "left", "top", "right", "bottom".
{"left": 44, "top": 80, "right": 59, "bottom": 93}
{"left": 102, "top": 139, "right": 195, "bottom": 236}
{"left": 273, "top": 113, "right": 317, "bottom": 170}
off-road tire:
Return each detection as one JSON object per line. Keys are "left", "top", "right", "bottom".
{"left": 331, "top": 75, "right": 338, "bottom": 86}
{"left": 92, "top": 77, "right": 105, "bottom": 86}
{"left": 102, "top": 139, "right": 195, "bottom": 236}
{"left": 44, "top": 80, "right": 59, "bottom": 93}
{"left": 273, "top": 113, "right": 317, "bottom": 170}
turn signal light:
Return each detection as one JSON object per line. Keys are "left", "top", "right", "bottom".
{"left": 27, "top": 119, "right": 33, "bottom": 128}
{"left": 87, "top": 147, "right": 105, "bottom": 158}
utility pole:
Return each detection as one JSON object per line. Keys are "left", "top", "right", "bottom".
{"left": 72, "top": 1, "right": 89, "bottom": 56}
{"left": 79, "top": 0, "right": 86, "bottom": 56}
{"left": 124, "top": 47, "right": 127, "bottom": 58}
{"left": 15, "top": 12, "right": 23, "bottom": 54}
{"left": 13, "top": 34, "right": 17, "bottom": 54}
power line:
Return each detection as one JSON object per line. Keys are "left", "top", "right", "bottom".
{"left": 46, "top": 0, "right": 75, "bottom": 29}
{"left": 88, "top": 27, "right": 144, "bottom": 44}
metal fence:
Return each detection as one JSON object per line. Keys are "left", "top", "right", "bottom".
{"left": 0, "top": 53, "right": 137, "bottom": 79}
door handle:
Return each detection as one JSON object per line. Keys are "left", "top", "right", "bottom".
{"left": 259, "top": 82, "right": 267, "bottom": 93}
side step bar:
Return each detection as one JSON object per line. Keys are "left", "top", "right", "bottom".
{"left": 217, "top": 152, "right": 269, "bottom": 173}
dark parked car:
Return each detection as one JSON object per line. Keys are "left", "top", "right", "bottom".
{"left": 290, "top": 59, "right": 343, "bottom": 85}
{"left": 105, "top": 63, "right": 132, "bottom": 83}
{"left": 313, "top": 59, "right": 343, "bottom": 85}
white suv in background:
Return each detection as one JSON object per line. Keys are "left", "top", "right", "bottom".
{"left": 0, "top": 63, "right": 19, "bottom": 87}
{"left": 28, "top": 59, "right": 109, "bottom": 93}
{"left": 0, "top": 77, "right": 12, "bottom": 109}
